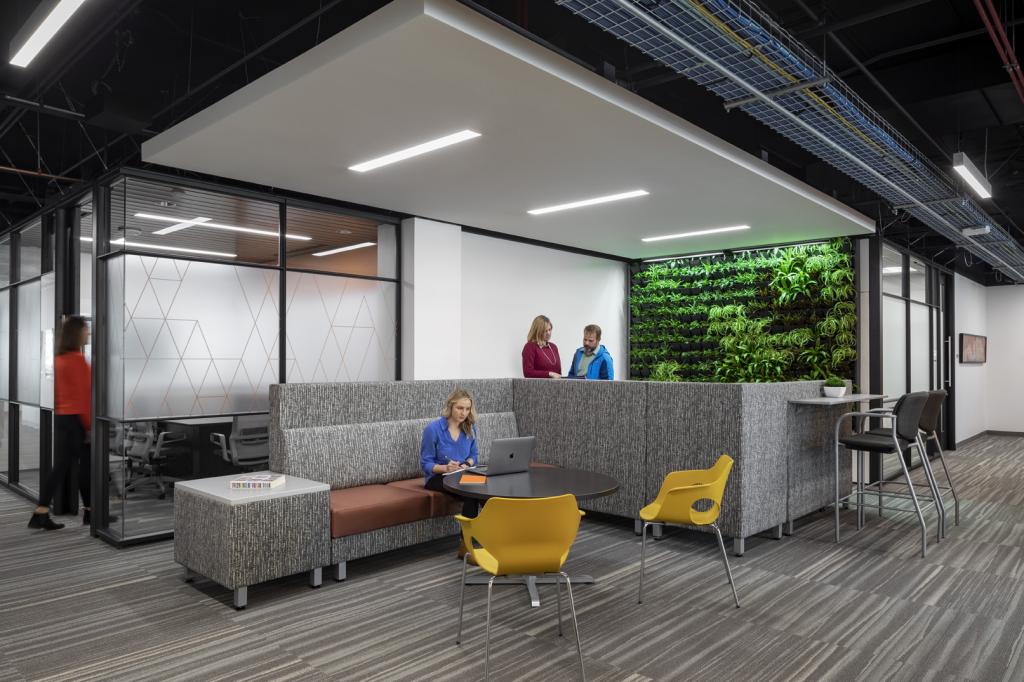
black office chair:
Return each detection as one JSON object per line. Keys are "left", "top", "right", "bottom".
{"left": 834, "top": 391, "right": 933, "bottom": 558}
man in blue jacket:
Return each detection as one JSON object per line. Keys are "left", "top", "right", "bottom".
{"left": 568, "top": 324, "right": 614, "bottom": 380}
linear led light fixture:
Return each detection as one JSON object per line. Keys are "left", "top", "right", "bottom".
{"left": 9, "top": 0, "right": 87, "bottom": 67}
{"left": 528, "top": 190, "right": 649, "bottom": 216}
{"left": 348, "top": 130, "right": 481, "bottom": 172}
{"left": 961, "top": 225, "right": 992, "bottom": 237}
{"left": 109, "top": 238, "right": 236, "bottom": 258}
{"left": 313, "top": 242, "right": 376, "bottom": 257}
{"left": 952, "top": 152, "right": 992, "bottom": 199}
{"left": 134, "top": 212, "right": 311, "bottom": 240}
{"left": 882, "top": 266, "right": 918, "bottom": 274}
{"left": 643, "top": 251, "right": 723, "bottom": 263}
{"left": 642, "top": 225, "right": 749, "bottom": 242}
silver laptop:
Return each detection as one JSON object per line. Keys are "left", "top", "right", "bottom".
{"left": 470, "top": 436, "right": 535, "bottom": 476}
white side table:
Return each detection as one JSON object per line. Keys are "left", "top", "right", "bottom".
{"left": 174, "top": 472, "right": 330, "bottom": 609}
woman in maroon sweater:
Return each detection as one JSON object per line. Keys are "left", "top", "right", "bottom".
{"left": 522, "top": 315, "right": 562, "bottom": 378}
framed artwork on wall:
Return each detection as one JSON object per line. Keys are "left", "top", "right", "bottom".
{"left": 959, "top": 333, "right": 987, "bottom": 364}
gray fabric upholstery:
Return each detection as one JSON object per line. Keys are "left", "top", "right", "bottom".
{"left": 512, "top": 379, "right": 647, "bottom": 518}
{"left": 283, "top": 412, "right": 519, "bottom": 488}
{"left": 785, "top": 384, "right": 855, "bottom": 522}
{"left": 174, "top": 487, "right": 330, "bottom": 590}
{"left": 331, "top": 516, "right": 460, "bottom": 564}
{"left": 270, "top": 379, "right": 513, "bottom": 472}
{"left": 644, "top": 382, "right": 744, "bottom": 535}
{"left": 737, "top": 382, "right": 809, "bottom": 537}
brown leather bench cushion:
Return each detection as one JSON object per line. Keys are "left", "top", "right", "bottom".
{"left": 387, "top": 477, "right": 461, "bottom": 517}
{"left": 329, "top": 485, "right": 432, "bottom": 538}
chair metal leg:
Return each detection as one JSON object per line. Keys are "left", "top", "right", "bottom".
{"left": 932, "top": 434, "right": 960, "bottom": 526}
{"left": 834, "top": 429, "right": 842, "bottom": 544}
{"left": 713, "top": 524, "right": 740, "bottom": 609}
{"left": 857, "top": 450, "right": 865, "bottom": 530}
{"left": 457, "top": 554, "right": 469, "bottom": 644}
{"left": 893, "top": 439, "right": 928, "bottom": 558}
{"left": 877, "top": 452, "right": 884, "bottom": 518}
{"left": 638, "top": 521, "right": 650, "bottom": 604}
{"left": 560, "top": 572, "right": 586, "bottom": 682}
{"left": 556, "top": 573, "right": 563, "bottom": 637}
{"left": 916, "top": 435, "right": 945, "bottom": 541}
{"left": 484, "top": 576, "right": 495, "bottom": 680}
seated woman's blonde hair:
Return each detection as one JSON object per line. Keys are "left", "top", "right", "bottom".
{"left": 443, "top": 388, "right": 478, "bottom": 437}
{"left": 526, "top": 315, "right": 552, "bottom": 344}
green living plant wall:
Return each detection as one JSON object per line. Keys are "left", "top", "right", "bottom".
{"left": 630, "top": 238, "right": 857, "bottom": 383}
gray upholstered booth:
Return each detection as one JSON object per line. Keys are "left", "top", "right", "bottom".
{"left": 176, "top": 377, "right": 846, "bottom": 604}
{"left": 267, "top": 378, "right": 840, "bottom": 563}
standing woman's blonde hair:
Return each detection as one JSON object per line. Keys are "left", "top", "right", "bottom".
{"left": 526, "top": 315, "right": 552, "bottom": 344}
{"left": 442, "top": 388, "right": 477, "bottom": 437}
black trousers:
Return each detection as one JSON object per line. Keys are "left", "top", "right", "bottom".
{"left": 38, "top": 415, "right": 91, "bottom": 510}
{"left": 425, "top": 474, "right": 479, "bottom": 518}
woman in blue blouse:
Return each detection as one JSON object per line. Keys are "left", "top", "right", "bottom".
{"left": 421, "top": 388, "right": 480, "bottom": 519}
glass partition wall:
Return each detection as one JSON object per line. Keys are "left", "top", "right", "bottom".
{"left": 879, "top": 243, "right": 950, "bottom": 478}
{"left": 1, "top": 169, "right": 400, "bottom": 545}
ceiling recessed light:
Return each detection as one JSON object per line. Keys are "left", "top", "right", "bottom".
{"left": 10, "top": 0, "right": 88, "bottom": 68}
{"left": 641, "top": 225, "right": 750, "bottom": 242}
{"left": 110, "top": 238, "right": 236, "bottom": 258}
{"left": 134, "top": 212, "right": 311, "bottom": 240}
{"left": 528, "top": 189, "right": 649, "bottom": 216}
{"left": 312, "top": 242, "right": 376, "bottom": 257}
{"left": 348, "top": 130, "right": 481, "bottom": 173}
{"left": 952, "top": 152, "right": 992, "bottom": 199}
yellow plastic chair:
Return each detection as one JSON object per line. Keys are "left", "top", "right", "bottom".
{"left": 638, "top": 454, "right": 740, "bottom": 608}
{"left": 455, "top": 494, "right": 586, "bottom": 681}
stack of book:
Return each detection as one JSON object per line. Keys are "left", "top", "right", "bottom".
{"left": 230, "top": 474, "right": 286, "bottom": 490}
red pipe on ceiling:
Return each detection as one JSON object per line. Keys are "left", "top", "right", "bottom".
{"left": 973, "top": 0, "right": 1024, "bottom": 106}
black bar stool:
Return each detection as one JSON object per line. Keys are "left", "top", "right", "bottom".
{"left": 833, "top": 391, "right": 933, "bottom": 557}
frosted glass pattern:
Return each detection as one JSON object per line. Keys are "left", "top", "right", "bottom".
{"left": 111, "top": 255, "right": 279, "bottom": 419}
{"left": 16, "top": 281, "right": 41, "bottom": 403}
{"left": 285, "top": 273, "right": 396, "bottom": 383}
{"left": 40, "top": 273, "right": 55, "bottom": 409}
{"left": 106, "top": 256, "right": 125, "bottom": 419}
{"left": 0, "top": 290, "right": 8, "bottom": 399}
{"left": 882, "top": 296, "right": 906, "bottom": 399}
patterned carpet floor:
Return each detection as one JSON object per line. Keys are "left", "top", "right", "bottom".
{"left": 1, "top": 433, "right": 1023, "bottom": 681}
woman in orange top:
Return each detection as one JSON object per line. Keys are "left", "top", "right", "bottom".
{"left": 28, "top": 316, "right": 93, "bottom": 531}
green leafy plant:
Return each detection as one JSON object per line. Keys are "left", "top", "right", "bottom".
{"left": 650, "top": 361, "right": 683, "bottom": 382}
{"left": 824, "top": 376, "right": 845, "bottom": 388}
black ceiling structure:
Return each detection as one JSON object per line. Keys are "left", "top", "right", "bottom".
{"left": 0, "top": 0, "right": 1021, "bottom": 284}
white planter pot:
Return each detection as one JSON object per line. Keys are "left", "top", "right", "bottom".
{"left": 823, "top": 385, "right": 847, "bottom": 398}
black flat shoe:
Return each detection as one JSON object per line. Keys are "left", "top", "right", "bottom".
{"left": 28, "top": 512, "right": 64, "bottom": 531}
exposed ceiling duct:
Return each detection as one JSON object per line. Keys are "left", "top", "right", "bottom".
{"left": 556, "top": 0, "right": 1024, "bottom": 281}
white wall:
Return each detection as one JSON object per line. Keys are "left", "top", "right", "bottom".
{"left": 985, "top": 286, "right": 1024, "bottom": 432}
{"left": 400, "top": 217, "right": 463, "bottom": 380}
{"left": 460, "top": 232, "right": 627, "bottom": 379}
{"left": 954, "top": 274, "right": 988, "bottom": 442}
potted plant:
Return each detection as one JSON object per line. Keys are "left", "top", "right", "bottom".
{"left": 823, "top": 376, "right": 847, "bottom": 398}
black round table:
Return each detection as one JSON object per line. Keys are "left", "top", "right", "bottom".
{"left": 443, "top": 467, "right": 619, "bottom": 608}
{"left": 443, "top": 467, "right": 619, "bottom": 502}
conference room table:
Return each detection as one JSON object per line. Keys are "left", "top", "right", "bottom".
{"left": 445, "top": 466, "right": 619, "bottom": 607}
